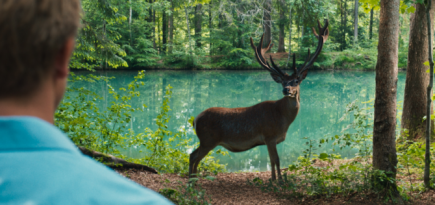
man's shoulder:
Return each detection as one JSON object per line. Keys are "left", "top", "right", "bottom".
{"left": 0, "top": 150, "right": 173, "bottom": 205}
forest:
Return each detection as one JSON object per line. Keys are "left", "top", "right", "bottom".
{"left": 57, "top": 0, "right": 435, "bottom": 204}
{"left": 72, "top": 0, "right": 412, "bottom": 71}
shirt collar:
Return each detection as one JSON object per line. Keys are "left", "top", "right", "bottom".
{"left": 0, "top": 116, "right": 79, "bottom": 153}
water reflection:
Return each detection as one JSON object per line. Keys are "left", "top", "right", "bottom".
{"left": 70, "top": 70, "right": 406, "bottom": 172}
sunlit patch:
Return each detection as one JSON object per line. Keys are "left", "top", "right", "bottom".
{"left": 187, "top": 148, "right": 193, "bottom": 154}
{"left": 23, "top": 201, "right": 36, "bottom": 205}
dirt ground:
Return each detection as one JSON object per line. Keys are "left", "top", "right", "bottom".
{"left": 115, "top": 168, "right": 435, "bottom": 205}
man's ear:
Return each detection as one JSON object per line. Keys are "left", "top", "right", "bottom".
{"left": 298, "top": 70, "right": 308, "bottom": 81}
{"left": 270, "top": 73, "right": 283, "bottom": 83}
{"left": 54, "top": 37, "right": 75, "bottom": 79}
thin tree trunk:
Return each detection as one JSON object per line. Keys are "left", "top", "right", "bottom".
{"left": 278, "top": 1, "right": 286, "bottom": 52}
{"left": 185, "top": 5, "right": 192, "bottom": 55}
{"left": 373, "top": 0, "right": 403, "bottom": 203}
{"left": 157, "top": 12, "right": 161, "bottom": 54}
{"left": 162, "top": 7, "right": 168, "bottom": 55}
{"left": 195, "top": 4, "right": 202, "bottom": 48}
{"left": 286, "top": 5, "right": 293, "bottom": 68}
{"left": 340, "top": 0, "right": 344, "bottom": 50}
{"left": 152, "top": 0, "right": 156, "bottom": 50}
{"left": 209, "top": 1, "right": 212, "bottom": 56}
{"left": 263, "top": 0, "right": 272, "bottom": 48}
{"left": 343, "top": 0, "right": 348, "bottom": 49}
{"left": 217, "top": 12, "right": 225, "bottom": 54}
{"left": 354, "top": 0, "right": 359, "bottom": 46}
{"left": 168, "top": 0, "right": 174, "bottom": 54}
{"left": 425, "top": 0, "right": 434, "bottom": 188}
{"left": 129, "top": 0, "right": 132, "bottom": 44}
{"left": 299, "top": 10, "right": 305, "bottom": 56}
{"left": 370, "top": 8, "right": 374, "bottom": 39}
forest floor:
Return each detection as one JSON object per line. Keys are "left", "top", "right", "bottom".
{"left": 115, "top": 168, "right": 435, "bottom": 205}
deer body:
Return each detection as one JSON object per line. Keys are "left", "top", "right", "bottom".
{"left": 189, "top": 20, "right": 329, "bottom": 180}
{"left": 194, "top": 96, "right": 300, "bottom": 152}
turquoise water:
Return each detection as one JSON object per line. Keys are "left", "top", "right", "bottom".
{"left": 70, "top": 70, "right": 406, "bottom": 172}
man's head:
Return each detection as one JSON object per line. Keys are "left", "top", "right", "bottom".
{"left": 0, "top": 0, "right": 80, "bottom": 101}
{"left": 0, "top": 0, "right": 81, "bottom": 121}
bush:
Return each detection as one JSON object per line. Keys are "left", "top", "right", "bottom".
{"left": 56, "top": 71, "right": 226, "bottom": 174}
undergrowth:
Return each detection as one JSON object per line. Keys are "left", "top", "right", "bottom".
{"left": 248, "top": 100, "right": 434, "bottom": 203}
{"left": 159, "top": 177, "right": 215, "bottom": 205}
{"left": 56, "top": 71, "right": 227, "bottom": 174}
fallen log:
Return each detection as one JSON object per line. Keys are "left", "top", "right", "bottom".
{"left": 78, "top": 146, "right": 158, "bottom": 174}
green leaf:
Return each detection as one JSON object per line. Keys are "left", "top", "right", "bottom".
{"left": 205, "top": 176, "right": 216, "bottom": 181}
{"left": 319, "top": 153, "right": 328, "bottom": 160}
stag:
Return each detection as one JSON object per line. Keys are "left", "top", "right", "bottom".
{"left": 189, "top": 20, "right": 329, "bottom": 180}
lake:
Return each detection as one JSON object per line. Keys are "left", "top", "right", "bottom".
{"left": 69, "top": 70, "right": 406, "bottom": 172}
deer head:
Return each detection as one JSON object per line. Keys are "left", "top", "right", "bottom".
{"left": 250, "top": 19, "right": 329, "bottom": 98}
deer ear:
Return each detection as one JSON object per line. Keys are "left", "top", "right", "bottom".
{"left": 270, "top": 73, "right": 283, "bottom": 83}
{"left": 299, "top": 70, "right": 308, "bottom": 81}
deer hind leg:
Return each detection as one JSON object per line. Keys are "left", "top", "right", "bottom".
{"left": 266, "top": 142, "right": 281, "bottom": 181}
{"left": 189, "top": 144, "right": 216, "bottom": 178}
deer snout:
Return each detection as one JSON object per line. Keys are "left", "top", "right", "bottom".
{"left": 283, "top": 87, "right": 297, "bottom": 97}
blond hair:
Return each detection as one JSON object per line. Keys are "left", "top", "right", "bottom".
{"left": 0, "top": 0, "right": 81, "bottom": 98}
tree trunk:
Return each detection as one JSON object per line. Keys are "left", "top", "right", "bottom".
{"left": 195, "top": 4, "right": 202, "bottom": 48}
{"left": 209, "top": 1, "right": 212, "bottom": 56}
{"left": 263, "top": 0, "right": 272, "bottom": 48}
{"left": 340, "top": 0, "right": 344, "bottom": 50}
{"left": 157, "top": 12, "right": 161, "bottom": 54}
{"left": 152, "top": 0, "right": 156, "bottom": 50}
{"left": 286, "top": 5, "right": 293, "bottom": 69}
{"left": 425, "top": 0, "right": 434, "bottom": 188}
{"left": 78, "top": 146, "right": 158, "bottom": 174}
{"left": 354, "top": 0, "right": 359, "bottom": 46}
{"left": 373, "top": 0, "right": 403, "bottom": 202}
{"left": 278, "top": 1, "right": 286, "bottom": 52}
{"left": 370, "top": 8, "right": 374, "bottom": 39}
{"left": 168, "top": 0, "right": 174, "bottom": 54}
{"left": 402, "top": 1, "right": 435, "bottom": 140}
{"left": 162, "top": 7, "right": 168, "bottom": 55}
{"left": 343, "top": 0, "right": 348, "bottom": 50}
{"left": 185, "top": 5, "right": 192, "bottom": 55}
{"left": 129, "top": 0, "right": 132, "bottom": 45}
{"left": 299, "top": 10, "right": 305, "bottom": 56}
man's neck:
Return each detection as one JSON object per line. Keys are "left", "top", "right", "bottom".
{"left": 0, "top": 83, "right": 56, "bottom": 124}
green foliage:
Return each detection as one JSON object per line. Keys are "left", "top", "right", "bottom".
{"left": 55, "top": 71, "right": 145, "bottom": 155}
{"left": 56, "top": 71, "right": 226, "bottom": 174}
{"left": 159, "top": 179, "right": 212, "bottom": 205}
{"left": 317, "top": 49, "right": 378, "bottom": 70}
{"left": 123, "top": 37, "right": 159, "bottom": 67}
{"left": 138, "top": 84, "right": 226, "bottom": 173}
{"left": 70, "top": 0, "right": 413, "bottom": 70}
{"left": 248, "top": 101, "right": 427, "bottom": 201}
{"left": 164, "top": 50, "right": 202, "bottom": 69}
{"left": 217, "top": 48, "right": 253, "bottom": 68}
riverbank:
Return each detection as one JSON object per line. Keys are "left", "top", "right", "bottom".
{"left": 72, "top": 49, "right": 408, "bottom": 71}
{"left": 115, "top": 168, "right": 435, "bottom": 205}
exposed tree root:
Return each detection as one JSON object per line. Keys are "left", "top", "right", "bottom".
{"left": 78, "top": 146, "right": 158, "bottom": 174}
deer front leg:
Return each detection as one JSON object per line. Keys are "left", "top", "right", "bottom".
{"left": 189, "top": 144, "right": 215, "bottom": 178}
{"left": 266, "top": 142, "right": 281, "bottom": 181}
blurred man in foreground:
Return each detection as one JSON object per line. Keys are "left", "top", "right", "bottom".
{"left": 0, "top": 1, "right": 172, "bottom": 204}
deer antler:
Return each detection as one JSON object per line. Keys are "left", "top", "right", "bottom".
{"left": 297, "top": 19, "right": 329, "bottom": 76}
{"left": 251, "top": 19, "right": 329, "bottom": 79}
{"left": 250, "top": 35, "right": 287, "bottom": 78}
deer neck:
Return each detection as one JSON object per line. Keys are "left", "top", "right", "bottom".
{"left": 277, "top": 95, "right": 300, "bottom": 123}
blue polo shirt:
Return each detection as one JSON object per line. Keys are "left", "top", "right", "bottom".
{"left": 0, "top": 116, "right": 173, "bottom": 205}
